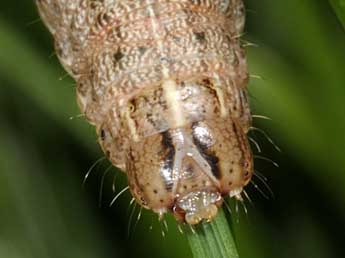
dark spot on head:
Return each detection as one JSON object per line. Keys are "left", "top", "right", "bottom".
{"left": 160, "top": 199, "right": 164, "bottom": 203}
{"left": 228, "top": 181, "right": 232, "bottom": 186}
{"left": 194, "top": 31, "right": 206, "bottom": 42}
{"left": 113, "top": 50, "right": 124, "bottom": 62}
{"left": 153, "top": 189, "right": 158, "bottom": 194}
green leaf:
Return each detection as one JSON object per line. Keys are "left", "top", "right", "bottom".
{"left": 186, "top": 208, "right": 239, "bottom": 258}
{"left": 329, "top": 0, "right": 345, "bottom": 28}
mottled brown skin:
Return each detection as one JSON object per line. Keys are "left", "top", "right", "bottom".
{"left": 36, "top": 0, "right": 253, "bottom": 224}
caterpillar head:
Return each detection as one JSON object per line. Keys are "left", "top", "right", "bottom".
{"left": 125, "top": 117, "right": 253, "bottom": 224}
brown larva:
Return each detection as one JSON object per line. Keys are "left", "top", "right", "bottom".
{"left": 36, "top": 0, "right": 253, "bottom": 225}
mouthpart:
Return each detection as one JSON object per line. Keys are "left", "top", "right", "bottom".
{"left": 174, "top": 190, "right": 222, "bottom": 225}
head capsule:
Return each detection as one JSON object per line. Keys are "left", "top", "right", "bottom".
{"left": 101, "top": 78, "right": 253, "bottom": 224}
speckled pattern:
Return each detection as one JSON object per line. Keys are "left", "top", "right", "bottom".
{"left": 36, "top": 0, "right": 253, "bottom": 224}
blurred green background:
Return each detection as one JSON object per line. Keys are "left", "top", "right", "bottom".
{"left": 0, "top": 1, "right": 344, "bottom": 258}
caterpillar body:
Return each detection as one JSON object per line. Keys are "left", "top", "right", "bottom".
{"left": 36, "top": 0, "right": 253, "bottom": 225}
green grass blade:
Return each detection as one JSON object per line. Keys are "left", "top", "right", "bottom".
{"left": 0, "top": 18, "right": 94, "bottom": 151}
{"left": 186, "top": 208, "right": 239, "bottom": 258}
{"left": 329, "top": 0, "right": 345, "bottom": 28}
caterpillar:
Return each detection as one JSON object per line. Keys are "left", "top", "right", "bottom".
{"left": 36, "top": 0, "right": 253, "bottom": 225}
